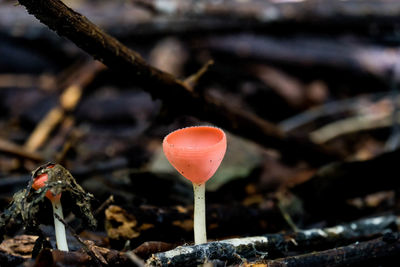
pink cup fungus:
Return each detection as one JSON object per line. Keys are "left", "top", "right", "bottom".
{"left": 32, "top": 164, "right": 60, "bottom": 201}
{"left": 163, "top": 126, "right": 227, "bottom": 244}
{"left": 163, "top": 126, "right": 226, "bottom": 184}
{"left": 32, "top": 164, "right": 69, "bottom": 251}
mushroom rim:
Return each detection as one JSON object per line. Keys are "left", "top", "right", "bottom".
{"left": 163, "top": 126, "right": 226, "bottom": 153}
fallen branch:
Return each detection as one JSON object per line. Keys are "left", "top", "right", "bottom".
{"left": 147, "top": 215, "right": 398, "bottom": 266}
{"left": 265, "top": 232, "right": 400, "bottom": 267}
{"left": 17, "top": 0, "right": 338, "bottom": 165}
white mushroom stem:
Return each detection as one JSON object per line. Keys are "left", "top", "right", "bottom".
{"left": 51, "top": 198, "right": 69, "bottom": 251}
{"left": 193, "top": 183, "right": 207, "bottom": 245}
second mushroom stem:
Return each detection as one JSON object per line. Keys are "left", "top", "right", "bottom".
{"left": 193, "top": 183, "right": 207, "bottom": 245}
{"left": 51, "top": 198, "right": 69, "bottom": 251}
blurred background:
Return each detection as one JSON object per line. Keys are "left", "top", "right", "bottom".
{"left": 1, "top": 0, "right": 400, "bottom": 264}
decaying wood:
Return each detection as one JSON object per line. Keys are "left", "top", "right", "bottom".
{"left": 16, "top": 0, "right": 339, "bottom": 165}
{"left": 265, "top": 232, "right": 400, "bottom": 267}
{"left": 290, "top": 149, "right": 400, "bottom": 219}
{"left": 147, "top": 215, "right": 398, "bottom": 266}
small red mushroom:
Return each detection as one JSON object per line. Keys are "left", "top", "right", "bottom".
{"left": 32, "top": 164, "right": 60, "bottom": 201}
{"left": 163, "top": 126, "right": 226, "bottom": 244}
{"left": 32, "top": 164, "right": 68, "bottom": 251}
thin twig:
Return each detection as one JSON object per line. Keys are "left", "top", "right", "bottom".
{"left": 183, "top": 59, "right": 214, "bottom": 90}
{"left": 94, "top": 195, "right": 115, "bottom": 217}
{"left": 53, "top": 213, "right": 107, "bottom": 266}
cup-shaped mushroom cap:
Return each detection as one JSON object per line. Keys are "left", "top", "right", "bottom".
{"left": 163, "top": 126, "right": 227, "bottom": 184}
